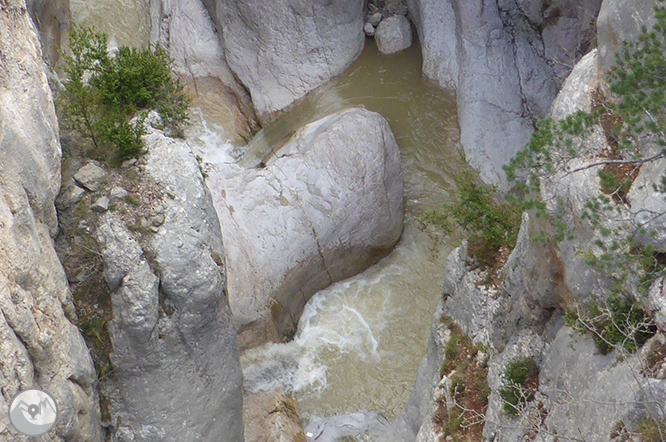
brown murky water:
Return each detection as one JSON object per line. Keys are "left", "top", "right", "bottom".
{"left": 240, "top": 39, "right": 464, "bottom": 425}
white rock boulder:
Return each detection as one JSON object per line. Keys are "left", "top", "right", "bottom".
{"left": 201, "top": 0, "right": 365, "bottom": 120}
{"left": 375, "top": 15, "right": 413, "bottom": 54}
{"left": 206, "top": 108, "right": 404, "bottom": 348}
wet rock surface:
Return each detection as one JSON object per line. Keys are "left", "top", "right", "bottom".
{"left": 375, "top": 15, "right": 413, "bottom": 54}
{"left": 149, "top": 0, "right": 257, "bottom": 141}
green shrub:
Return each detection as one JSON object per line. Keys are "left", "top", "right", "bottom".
{"left": 59, "top": 25, "right": 190, "bottom": 163}
{"left": 420, "top": 170, "right": 521, "bottom": 269}
{"left": 564, "top": 296, "right": 657, "bottom": 354}
{"left": 499, "top": 358, "right": 538, "bottom": 417}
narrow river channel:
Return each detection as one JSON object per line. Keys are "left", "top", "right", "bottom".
{"left": 233, "top": 39, "right": 463, "bottom": 430}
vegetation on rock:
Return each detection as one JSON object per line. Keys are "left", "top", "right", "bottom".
{"left": 419, "top": 170, "right": 521, "bottom": 270}
{"left": 503, "top": 5, "right": 666, "bottom": 354}
{"left": 58, "top": 25, "right": 189, "bottom": 163}
{"left": 564, "top": 296, "right": 656, "bottom": 354}
{"left": 498, "top": 358, "right": 539, "bottom": 417}
{"left": 435, "top": 319, "right": 490, "bottom": 440}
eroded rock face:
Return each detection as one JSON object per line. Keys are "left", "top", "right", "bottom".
{"left": 201, "top": 0, "right": 365, "bottom": 120}
{"left": 407, "top": 0, "right": 602, "bottom": 184}
{"left": 206, "top": 108, "right": 404, "bottom": 349}
{"left": 597, "top": 0, "right": 659, "bottom": 73}
{"left": 395, "top": 34, "right": 666, "bottom": 442}
{"left": 0, "top": 1, "right": 102, "bottom": 440}
{"left": 149, "top": 0, "right": 256, "bottom": 141}
{"left": 97, "top": 127, "right": 243, "bottom": 442}
{"left": 26, "top": 0, "right": 70, "bottom": 66}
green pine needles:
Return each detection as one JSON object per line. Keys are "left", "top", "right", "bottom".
{"left": 503, "top": 4, "right": 666, "bottom": 353}
{"left": 58, "top": 26, "right": 190, "bottom": 163}
{"left": 419, "top": 171, "right": 521, "bottom": 270}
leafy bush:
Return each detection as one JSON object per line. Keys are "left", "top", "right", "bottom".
{"left": 420, "top": 171, "right": 521, "bottom": 269}
{"left": 59, "top": 25, "right": 189, "bottom": 162}
{"left": 499, "top": 358, "right": 539, "bottom": 417}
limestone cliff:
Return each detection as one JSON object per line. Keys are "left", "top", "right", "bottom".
{"left": 0, "top": 1, "right": 101, "bottom": 440}
{"left": 407, "top": 0, "right": 602, "bottom": 185}
{"left": 54, "top": 119, "right": 245, "bottom": 442}
{"left": 395, "top": 1, "right": 666, "bottom": 440}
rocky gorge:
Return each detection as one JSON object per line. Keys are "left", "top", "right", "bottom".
{"left": 2, "top": 1, "right": 666, "bottom": 442}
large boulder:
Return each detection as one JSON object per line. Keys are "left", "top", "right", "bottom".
{"left": 375, "top": 15, "right": 413, "bottom": 54}
{"left": 201, "top": 0, "right": 365, "bottom": 121}
{"left": 0, "top": 1, "right": 102, "bottom": 441}
{"left": 406, "top": 0, "right": 602, "bottom": 184}
{"left": 96, "top": 127, "right": 243, "bottom": 441}
{"left": 206, "top": 108, "right": 404, "bottom": 349}
{"left": 597, "top": 0, "right": 659, "bottom": 74}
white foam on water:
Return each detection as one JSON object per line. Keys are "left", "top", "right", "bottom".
{"left": 186, "top": 108, "right": 236, "bottom": 165}
{"left": 241, "top": 279, "right": 386, "bottom": 396}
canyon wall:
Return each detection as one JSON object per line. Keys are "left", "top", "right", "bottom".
{"left": 396, "top": 1, "right": 666, "bottom": 439}
{"left": 0, "top": 1, "right": 102, "bottom": 440}
{"left": 408, "top": 0, "right": 602, "bottom": 185}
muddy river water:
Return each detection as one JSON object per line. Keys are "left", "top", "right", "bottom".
{"left": 236, "top": 40, "right": 463, "bottom": 426}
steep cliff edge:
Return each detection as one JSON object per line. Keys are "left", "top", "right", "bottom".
{"left": 0, "top": 1, "right": 102, "bottom": 440}
{"left": 55, "top": 118, "right": 244, "bottom": 441}
{"left": 396, "top": 1, "right": 666, "bottom": 440}
{"left": 407, "top": 0, "right": 602, "bottom": 185}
